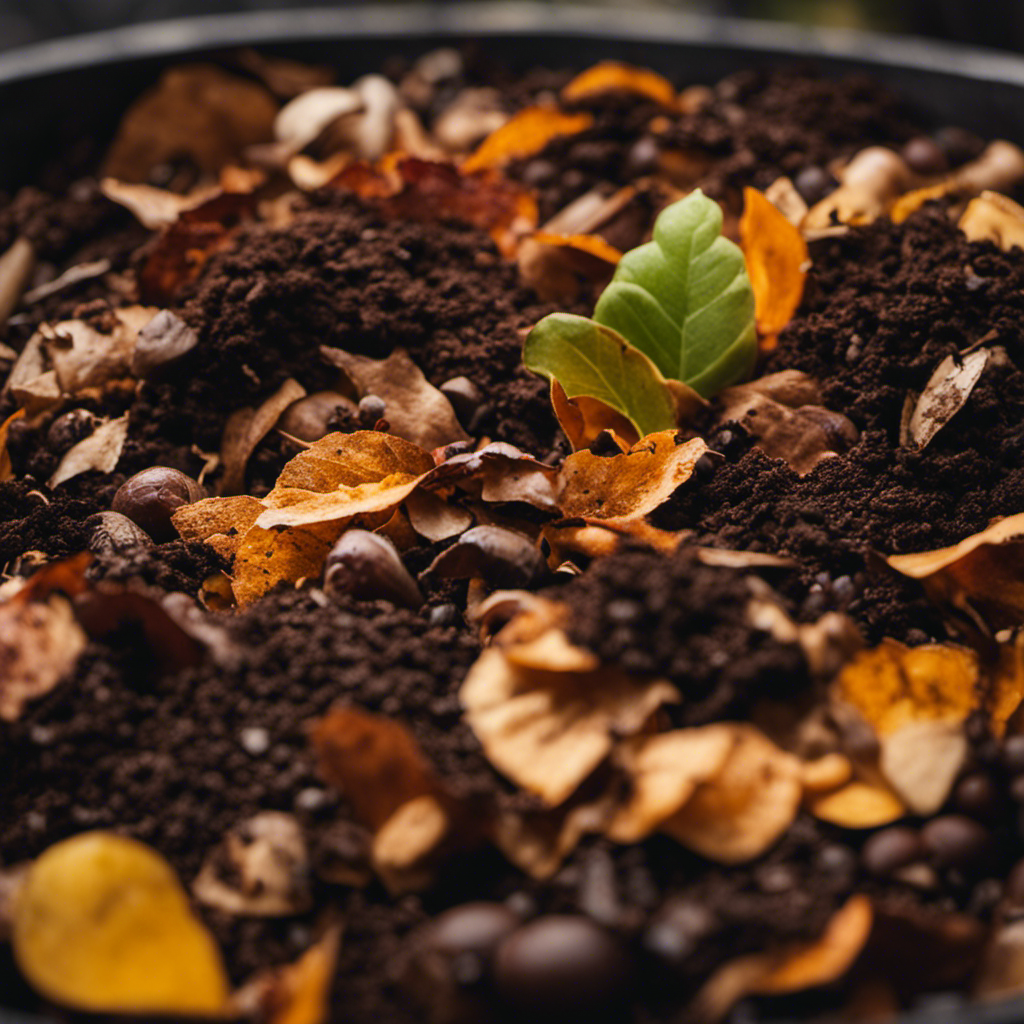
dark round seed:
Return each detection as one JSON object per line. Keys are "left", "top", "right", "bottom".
{"left": 429, "top": 902, "right": 521, "bottom": 961}
{"left": 324, "top": 530, "right": 422, "bottom": 609}
{"left": 862, "top": 827, "right": 925, "bottom": 877}
{"left": 794, "top": 165, "right": 837, "bottom": 206}
{"left": 694, "top": 453, "right": 717, "bottom": 481}
{"left": 357, "top": 394, "right": 386, "bottom": 427}
{"left": 47, "top": 409, "right": 96, "bottom": 453}
{"left": 439, "top": 376, "right": 482, "bottom": 428}
{"left": 1003, "top": 735, "right": 1024, "bottom": 774}
{"left": 952, "top": 772, "right": 1000, "bottom": 821}
{"left": 494, "top": 915, "right": 631, "bottom": 1010}
{"left": 933, "top": 126, "right": 984, "bottom": 167}
{"left": 111, "top": 467, "right": 204, "bottom": 542}
{"left": 921, "top": 815, "right": 993, "bottom": 872}
{"left": 901, "top": 136, "right": 949, "bottom": 176}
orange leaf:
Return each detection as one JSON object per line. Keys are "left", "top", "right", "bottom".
{"left": 0, "top": 408, "right": 25, "bottom": 482}
{"left": 463, "top": 107, "right": 593, "bottom": 173}
{"left": 562, "top": 61, "right": 677, "bottom": 108}
{"left": 518, "top": 232, "right": 621, "bottom": 303}
{"left": 740, "top": 187, "right": 809, "bottom": 351}
{"left": 550, "top": 379, "right": 638, "bottom": 453}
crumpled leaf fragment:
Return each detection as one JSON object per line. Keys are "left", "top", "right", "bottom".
{"left": 901, "top": 348, "right": 990, "bottom": 450}
{"left": 233, "top": 927, "right": 341, "bottom": 1024}
{"left": 0, "top": 236, "right": 36, "bottom": 330}
{"left": 550, "top": 379, "right": 640, "bottom": 453}
{"left": 12, "top": 832, "right": 229, "bottom": 1015}
{"left": 171, "top": 494, "right": 264, "bottom": 560}
{"left": 329, "top": 156, "right": 537, "bottom": 258}
{"left": 220, "top": 378, "right": 306, "bottom": 495}
{"left": 886, "top": 514, "right": 1024, "bottom": 632}
{"left": 693, "top": 896, "right": 873, "bottom": 1022}
{"left": 273, "top": 86, "right": 364, "bottom": 152}
{"left": 48, "top": 414, "right": 130, "bottom": 489}
{"left": 557, "top": 431, "right": 706, "bottom": 522}
{"left": 541, "top": 517, "right": 690, "bottom": 569}
{"left": 833, "top": 640, "right": 980, "bottom": 814}
{"left": 739, "top": 186, "right": 809, "bottom": 352}
{"left": 460, "top": 643, "right": 678, "bottom": 806}
{"left": 0, "top": 407, "right": 25, "bottom": 482}
{"left": 660, "top": 724, "right": 803, "bottom": 863}
{"left": 562, "top": 61, "right": 677, "bottom": 107}
{"left": 808, "top": 780, "right": 905, "bottom": 828}
{"left": 717, "top": 371, "right": 859, "bottom": 476}
{"left": 517, "top": 231, "right": 622, "bottom": 304}
{"left": 804, "top": 147, "right": 914, "bottom": 230}
{"left": 103, "top": 64, "right": 278, "bottom": 181}
{"left": 46, "top": 305, "right": 156, "bottom": 393}
{"left": 462, "top": 107, "right": 593, "bottom": 172}
{"left": 131, "top": 308, "right": 200, "bottom": 377}
{"left": 99, "top": 177, "right": 221, "bottom": 229}
{"left": 959, "top": 189, "right": 1024, "bottom": 251}
{"left": 321, "top": 347, "right": 468, "bottom": 449}
{"left": 0, "top": 593, "right": 86, "bottom": 721}
{"left": 193, "top": 812, "right": 311, "bottom": 917}
{"left": 232, "top": 521, "right": 341, "bottom": 608}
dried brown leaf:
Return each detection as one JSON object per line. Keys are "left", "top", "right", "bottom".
{"left": 550, "top": 379, "right": 639, "bottom": 453}
{"left": 171, "top": 494, "right": 264, "bottom": 559}
{"left": 517, "top": 232, "right": 621, "bottom": 304}
{"left": 959, "top": 190, "right": 1024, "bottom": 252}
{"left": 273, "top": 87, "right": 364, "bottom": 151}
{"left": 879, "top": 719, "right": 967, "bottom": 815}
{"left": 0, "top": 595, "right": 86, "bottom": 721}
{"left": 809, "top": 780, "right": 905, "bottom": 828}
{"left": 371, "top": 794, "right": 451, "bottom": 895}
{"left": 886, "top": 515, "right": 1024, "bottom": 632}
{"left": 47, "top": 415, "right": 129, "bottom": 489}
{"left": 460, "top": 645, "right": 678, "bottom": 806}
{"left": 232, "top": 521, "right": 340, "bottom": 608}
{"left": 321, "top": 347, "right": 468, "bottom": 450}
{"left": 0, "top": 237, "right": 35, "bottom": 329}
{"left": 902, "top": 349, "right": 989, "bottom": 450}
{"left": 404, "top": 488, "right": 474, "bottom": 542}
{"left": 104, "top": 64, "right": 277, "bottom": 181}
{"left": 99, "top": 178, "right": 220, "bottom": 229}
{"left": 47, "top": 306, "right": 156, "bottom": 393}
{"left": 557, "top": 431, "right": 706, "bottom": 522}
{"left": 462, "top": 107, "right": 593, "bottom": 172}
{"left": 220, "top": 378, "right": 307, "bottom": 495}
{"left": 661, "top": 725, "right": 802, "bottom": 863}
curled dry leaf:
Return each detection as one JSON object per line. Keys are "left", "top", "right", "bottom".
{"left": 429, "top": 441, "right": 561, "bottom": 512}
{"left": 0, "top": 407, "right": 25, "bottom": 482}
{"left": 0, "top": 593, "right": 86, "bottom": 721}
{"left": 517, "top": 231, "right": 622, "bottom": 304}
{"left": 220, "top": 378, "right": 307, "bottom": 495}
{"left": 557, "top": 431, "right": 706, "bottom": 522}
{"left": 321, "top": 347, "right": 468, "bottom": 449}
{"left": 460, "top": 644, "right": 679, "bottom": 806}
{"left": 329, "top": 156, "right": 537, "bottom": 258}
{"left": 550, "top": 379, "right": 639, "bottom": 453}
{"left": 804, "top": 147, "right": 914, "bottom": 230}
{"left": 193, "top": 812, "right": 311, "bottom": 917}
{"left": 541, "top": 517, "right": 689, "bottom": 569}
{"left": 902, "top": 348, "right": 989, "bottom": 450}
{"left": 13, "top": 832, "right": 229, "bottom": 1015}
{"left": 693, "top": 895, "right": 873, "bottom": 1022}
{"left": 404, "top": 488, "right": 474, "bottom": 542}
{"left": 661, "top": 725, "right": 803, "bottom": 863}
{"left": 959, "top": 190, "right": 1024, "bottom": 252}
{"left": 103, "top": 64, "right": 277, "bottom": 181}
{"left": 99, "top": 178, "right": 220, "bottom": 229}
{"left": 764, "top": 176, "right": 809, "bottom": 227}
{"left": 886, "top": 513, "right": 1024, "bottom": 632}
{"left": 273, "top": 86, "right": 364, "bottom": 152}
{"left": 233, "top": 927, "right": 341, "bottom": 1024}
{"left": 462, "top": 107, "right": 594, "bottom": 172}
{"left": 433, "top": 87, "right": 510, "bottom": 153}
{"left": 0, "top": 236, "right": 36, "bottom": 329}
{"left": 171, "top": 494, "right": 264, "bottom": 560}
{"left": 48, "top": 414, "right": 130, "bottom": 489}
{"left": 372, "top": 793, "right": 452, "bottom": 895}
{"left": 717, "top": 372, "right": 859, "bottom": 476}
{"left": 739, "top": 187, "right": 809, "bottom": 352}
{"left": 809, "top": 779, "right": 905, "bottom": 828}
{"left": 561, "top": 61, "right": 677, "bottom": 108}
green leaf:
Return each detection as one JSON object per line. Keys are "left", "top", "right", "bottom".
{"left": 523, "top": 313, "right": 677, "bottom": 437}
{"left": 593, "top": 189, "right": 757, "bottom": 398}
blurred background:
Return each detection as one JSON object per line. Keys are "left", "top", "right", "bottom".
{"left": 0, "top": 0, "right": 1020, "bottom": 54}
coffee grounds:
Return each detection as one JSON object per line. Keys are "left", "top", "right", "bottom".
{"left": 661, "top": 206, "right": 1024, "bottom": 643}
{"left": 557, "top": 546, "right": 811, "bottom": 724}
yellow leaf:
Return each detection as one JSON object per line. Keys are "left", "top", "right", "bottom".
{"left": 13, "top": 832, "right": 229, "bottom": 1015}
{"left": 463, "top": 107, "right": 593, "bottom": 172}
{"left": 562, "top": 61, "right": 677, "bottom": 108}
{"left": 809, "top": 780, "right": 905, "bottom": 828}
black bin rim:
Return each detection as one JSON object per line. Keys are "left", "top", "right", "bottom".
{"left": 1, "top": 4, "right": 1024, "bottom": 1023}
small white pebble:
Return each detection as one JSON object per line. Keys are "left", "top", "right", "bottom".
{"left": 240, "top": 727, "right": 270, "bottom": 756}
{"left": 295, "top": 787, "right": 330, "bottom": 813}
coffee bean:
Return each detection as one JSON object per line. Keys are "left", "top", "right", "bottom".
{"left": 439, "top": 376, "right": 482, "bottom": 428}
{"left": 494, "top": 915, "right": 630, "bottom": 1010}
{"left": 933, "top": 126, "right": 984, "bottom": 167}
{"left": 358, "top": 394, "right": 387, "bottom": 427}
{"left": 794, "top": 165, "right": 837, "bottom": 206}
{"left": 951, "top": 772, "right": 1000, "bottom": 821}
{"left": 921, "top": 815, "right": 993, "bottom": 872}
{"left": 862, "top": 827, "right": 925, "bottom": 877}
{"left": 901, "top": 136, "right": 948, "bottom": 176}
{"left": 429, "top": 902, "right": 521, "bottom": 961}
{"left": 324, "top": 530, "right": 423, "bottom": 609}
{"left": 85, "top": 511, "right": 154, "bottom": 554}
{"left": 1003, "top": 735, "right": 1024, "bottom": 774}
{"left": 47, "top": 409, "right": 96, "bottom": 453}
{"left": 111, "top": 467, "right": 204, "bottom": 542}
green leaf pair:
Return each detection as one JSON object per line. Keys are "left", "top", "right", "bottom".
{"left": 524, "top": 189, "right": 757, "bottom": 437}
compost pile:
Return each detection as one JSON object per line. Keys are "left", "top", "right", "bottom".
{"left": 5, "top": 48, "right": 1024, "bottom": 1024}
